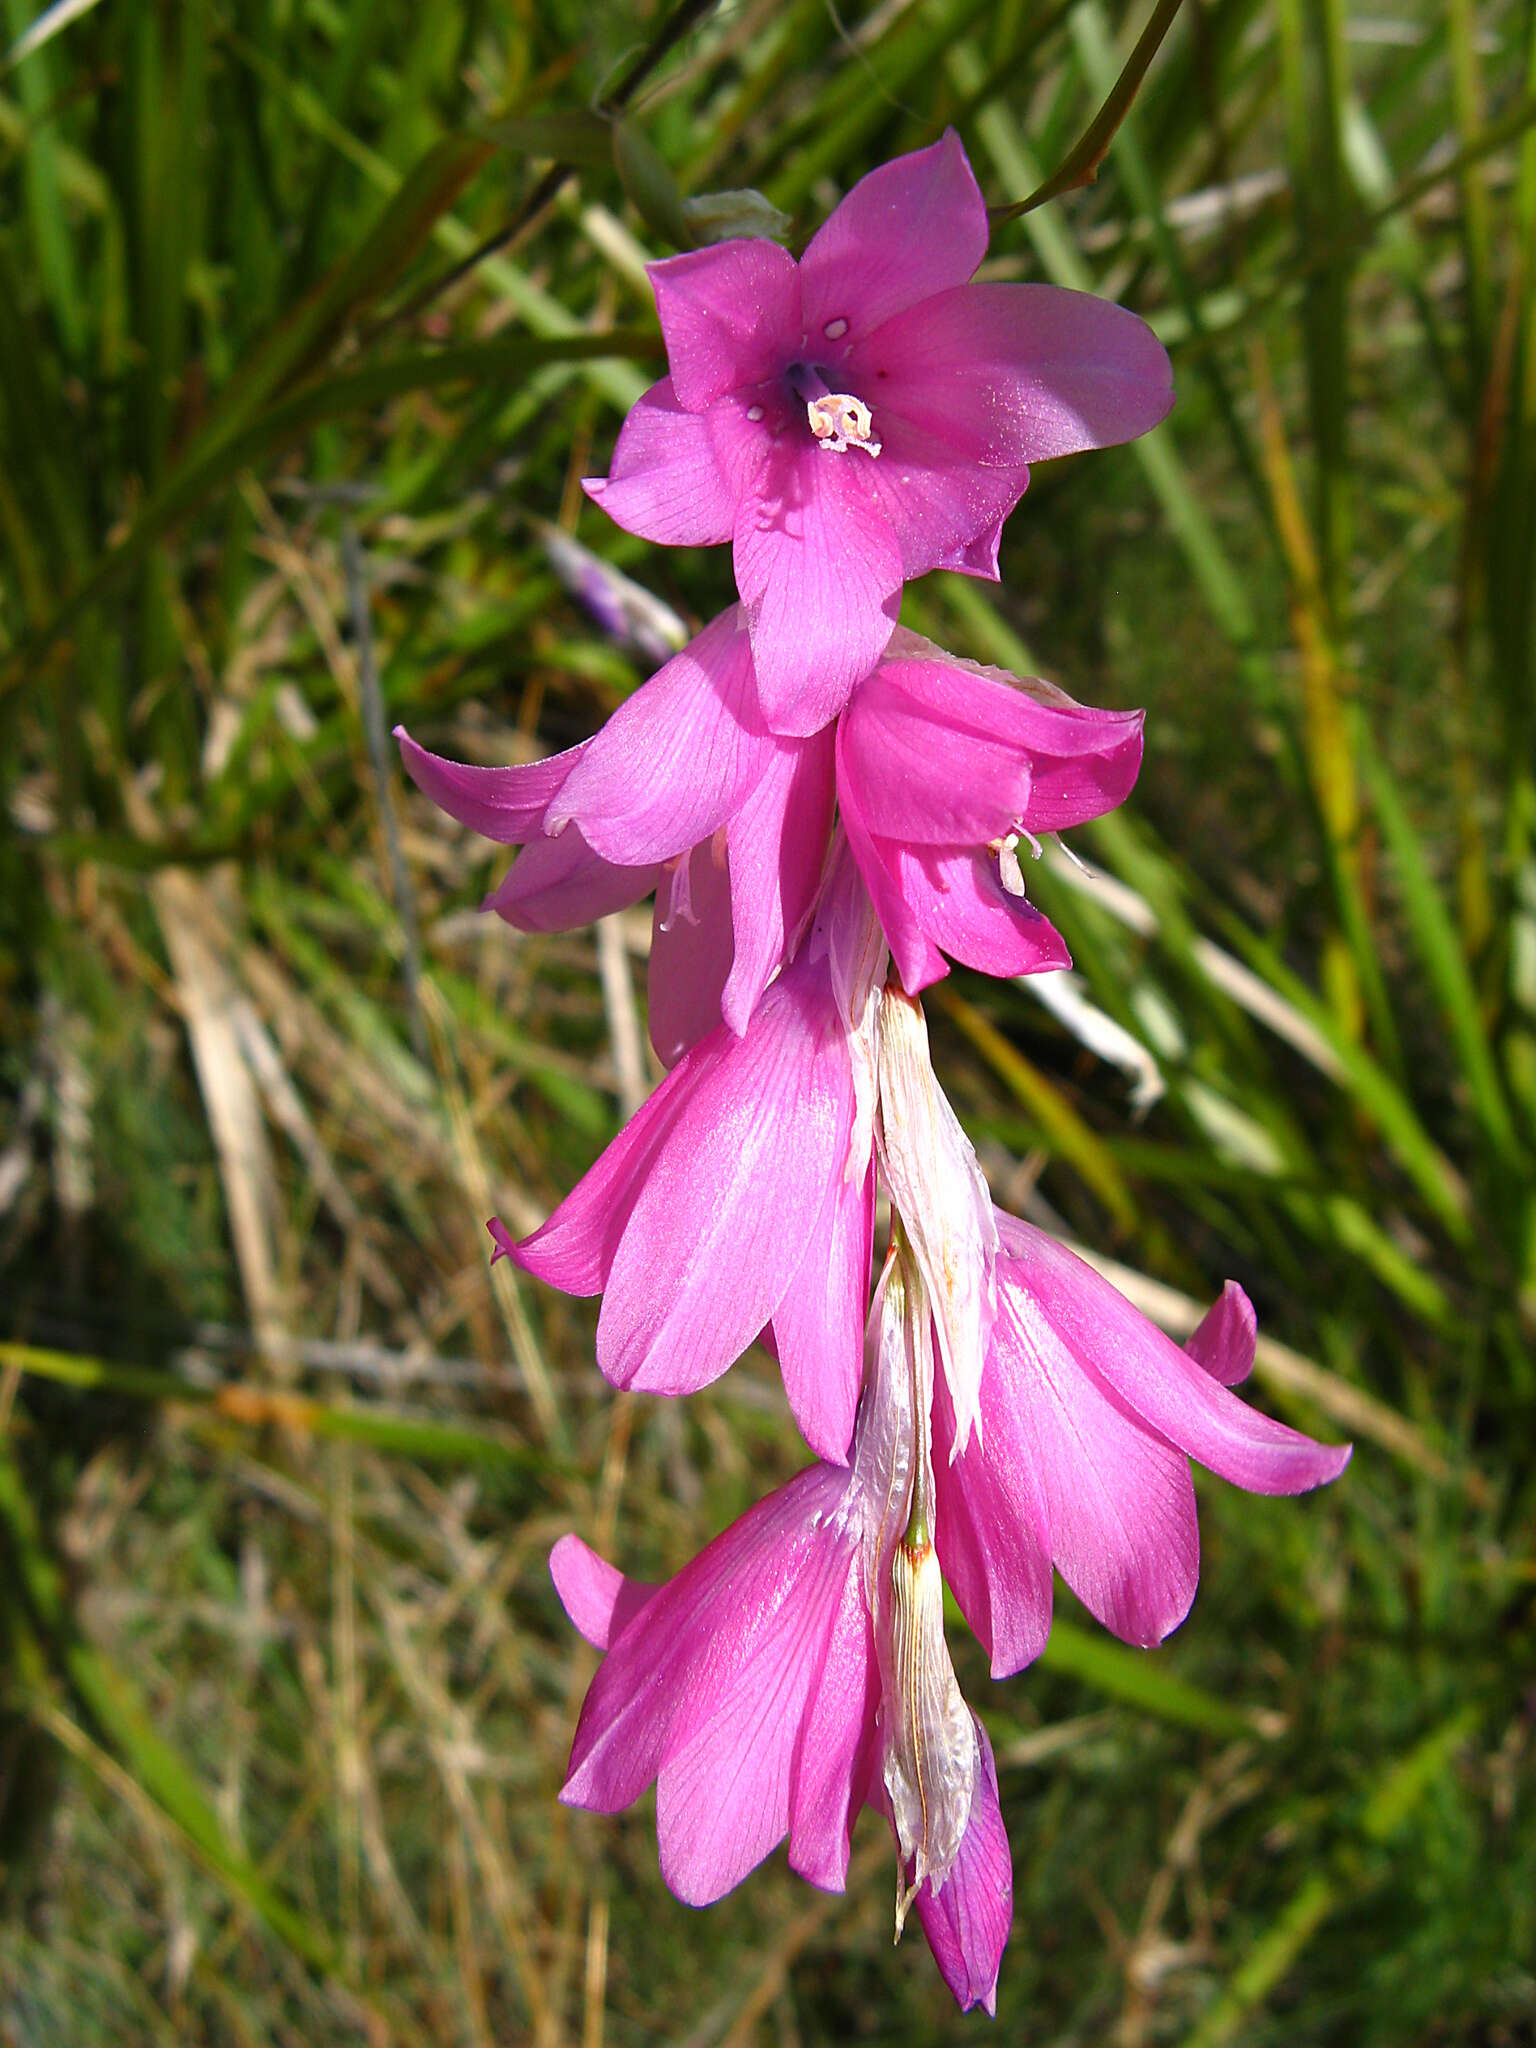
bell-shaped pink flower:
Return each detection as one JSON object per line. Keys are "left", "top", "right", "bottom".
{"left": 836, "top": 630, "right": 1143, "bottom": 994}
{"left": 932, "top": 1211, "right": 1353, "bottom": 1673}
{"left": 585, "top": 131, "right": 1173, "bottom": 736}
{"left": 395, "top": 605, "right": 835, "bottom": 1065}
{"left": 550, "top": 1240, "right": 1013, "bottom": 2014}
{"left": 497, "top": 877, "right": 881, "bottom": 1464}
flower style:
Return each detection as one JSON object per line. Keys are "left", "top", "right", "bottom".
{"left": 585, "top": 130, "right": 1174, "bottom": 735}
{"left": 550, "top": 1245, "right": 1011, "bottom": 2014}
{"left": 930, "top": 1211, "right": 1353, "bottom": 1676}
{"left": 498, "top": 860, "right": 884, "bottom": 1463}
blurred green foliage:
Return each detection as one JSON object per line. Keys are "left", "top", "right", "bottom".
{"left": 0, "top": 0, "right": 1532, "bottom": 2042}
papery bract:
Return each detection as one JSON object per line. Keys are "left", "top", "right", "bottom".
{"left": 586, "top": 131, "right": 1174, "bottom": 734}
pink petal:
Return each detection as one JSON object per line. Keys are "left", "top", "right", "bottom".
{"left": 734, "top": 440, "right": 903, "bottom": 737}
{"left": 548, "top": 608, "right": 775, "bottom": 866}
{"left": 396, "top": 727, "right": 579, "bottom": 843}
{"left": 839, "top": 790, "right": 949, "bottom": 994}
{"left": 869, "top": 655, "right": 1145, "bottom": 836}
{"left": 562, "top": 1466, "right": 852, "bottom": 1835}
{"left": 836, "top": 663, "right": 1034, "bottom": 845}
{"left": 865, "top": 281, "right": 1174, "bottom": 466}
{"left": 1186, "top": 1281, "right": 1257, "bottom": 1386}
{"left": 787, "top": 1552, "right": 880, "bottom": 1892}
{"left": 882, "top": 841, "right": 1072, "bottom": 990}
{"left": 847, "top": 406, "right": 1030, "bottom": 581}
{"left": 596, "top": 960, "right": 854, "bottom": 1397}
{"left": 550, "top": 1533, "right": 656, "bottom": 1650}
{"left": 991, "top": 1271, "right": 1202, "bottom": 1647}
{"left": 799, "top": 131, "right": 989, "bottom": 344}
{"left": 932, "top": 1362, "right": 1053, "bottom": 1681}
{"left": 483, "top": 828, "right": 658, "bottom": 932}
{"left": 511, "top": 1049, "right": 706, "bottom": 1295}
{"left": 648, "top": 841, "right": 735, "bottom": 1068}
{"left": 583, "top": 377, "right": 738, "bottom": 545}
{"left": 914, "top": 1716, "right": 1012, "bottom": 2016}
{"left": 648, "top": 241, "right": 803, "bottom": 412}
{"left": 996, "top": 1216, "right": 1352, "bottom": 1496}
{"left": 771, "top": 1161, "right": 874, "bottom": 1463}
{"left": 721, "top": 731, "right": 837, "bottom": 1034}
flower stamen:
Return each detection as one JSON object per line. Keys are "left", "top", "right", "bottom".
{"left": 807, "top": 391, "right": 882, "bottom": 457}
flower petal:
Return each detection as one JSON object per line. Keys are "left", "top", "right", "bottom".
{"left": 734, "top": 439, "right": 903, "bottom": 737}
{"left": 865, "top": 281, "right": 1174, "bottom": 466}
{"left": 836, "top": 663, "right": 1033, "bottom": 846}
{"left": 799, "top": 131, "right": 988, "bottom": 344}
{"left": 787, "top": 1549, "right": 880, "bottom": 1892}
{"left": 550, "top": 1533, "right": 656, "bottom": 1650}
{"left": 562, "top": 1465, "right": 852, "bottom": 1842}
{"left": 647, "top": 840, "right": 736, "bottom": 1068}
{"left": 596, "top": 959, "right": 854, "bottom": 1397}
{"left": 914, "top": 1716, "right": 1012, "bottom": 2016}
{"left": 931, "top": 1359, "right": 1053, "bottom": 1680}
{"left": 510, "top": 1050, "right": 704, "bottom": 1295}
{"left": 484, "top": 828, "right": 658, "bottom": 933}
{"left": 649, "top": 240, "right": 803, "bottom": 412}
{"left": 880, "top": 841, "right": 1072, "bottom": 991}
{"left": 771, "top": 1161, "right": 874, "bottom": 1463}
{"left": 584, "top": 377, "right": 738, "bottom": 545}
{"left": 548, "top": 608, "right": 774, "bottom": 866}
{"left": 1186, "top": 1280, "right": 1257, "bottom": 1386}
{"left": 991, "top": 1269, "right": 1202, "bottom": 1646}
{"left": 396, "top": 727, "right": 578, "bottom": 843}
{"left": 721, "top": 730, "right": 837, "bottom": 1033}
{"left": 846, "top": 405, "right": 1030, "bottom": 581}
{"left": 996, "top": 1216, "right": 1352, "bottom": 1495}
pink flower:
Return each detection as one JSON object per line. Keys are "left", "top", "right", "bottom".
{"left": 550, "top": 1244, "right": 1013, "bottom": 2013}
{"left": 496, "top": 876, "right": 882, "bottom": 1464}
{"left": 395, "top": 606, "right": 835, "bottom": 1066}
{"left": 585, "top": 131, "right": 1173, "bottom": 736}
{"left": 400, "top": 612, "right": 1141, "bottom": 1065}
{"left": 931, "top": 1212, "right": 1353, "bottom": 1675}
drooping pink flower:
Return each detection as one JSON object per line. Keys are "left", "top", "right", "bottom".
{"left": 836, "top": 629, "right": 1143, "bottom": 994}
{"left": 585, "top": 130, "right": 1173, "bottom": 736}
{"left": 931, "top": 1210, "right": 1352, "bottom": 1674}
{"left": 395, "top": 605, "right": 835, "bottom": 1065}
{"left": 496, "top": 871, "right": 883, "bottom": 1463}
{"left": 550, "top": 1240, "right": 1012, "bottom": 2013}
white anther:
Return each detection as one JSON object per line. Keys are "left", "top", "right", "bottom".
{"left": 806, "top": 392, "right": 881, "bottom": 457}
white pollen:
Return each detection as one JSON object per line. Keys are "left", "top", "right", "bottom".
{"left": 823, "top": 317, "right": 849, "bottom": 339}
{"left": 746, "top": 403, "right": 764, "bottom": 422}
{"left": 806, "top": 391, "right": 881, "bottom": 457}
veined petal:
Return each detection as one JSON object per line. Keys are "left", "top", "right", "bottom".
{"left": 484, "top": 828, "right": 658, "bottom": 933}
{"left": 550, "top": 1534, "right": 656, "bottom": 1651}
{"left": 584, "top": 377, "right": 738, "bottom": 545}
{"left": 993, "top": 1271, "right": 1202, "bottom": 1647}
{"left": 799, "top": 131, "right": 988, "bottom": 344}
{"left": 562, "top": 1464, "right": 855, "bottom": 1852}
{"left": 647, "top": 839, "right": 735, "bottom": 1068}
{"left": 548, "top": 608, "right": 774, "bottom": 866}
{"left": 721, "top": 731, "right": 837, "bottom": 1034}
{"left": 597, "top": 958, "right": 855, "bottom": 1398}
{"left": 734, "top": 440, "right": 903, "bottom": 737}
{"left": 787, "top": 1552, "right": 881, "bottom": 1892}
{"left": 995, "top": 1216, "right": 1352, "bottom": 1495}
{"left": 847, "top": 405, "right": 1029, "bottom": 581}
{"left": 510, "top": 1046, "right": 707, "bottom": 1295}
{"left": 883, "top": 841, "right": 1072, "bottom": 990}
{"left": 931, "top": 1362, "right": 1053, "bottom": 1680}
{"left": 1186, "top": 1280, "right": 1257, "bottom": 1386}
{"left": 864, "top": 281, "right": 1174, "bottom": 466}
{"left": 396, "top": 727, "right": 580, "bottom": 843}
{"left": 914, "top": 1716, "right": 1012, "bottom": 2016}
{"left": 649, "top": 240, "right": 803, "bottom": 412}
{"left": 836, "top": 665, "right": 1032, "bottom": 846}
{"left": 771, "top": 1161, "right": 875, "bottom": 1464}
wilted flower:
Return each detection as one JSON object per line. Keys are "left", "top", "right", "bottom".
{"left": 585, "top": 130, "right": 1173, "bottom": 734}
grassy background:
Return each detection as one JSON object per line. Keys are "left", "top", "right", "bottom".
{"left": 0, "top": 0, "right": 1533, "bottom": 2040}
